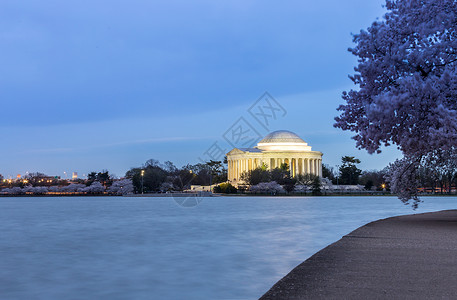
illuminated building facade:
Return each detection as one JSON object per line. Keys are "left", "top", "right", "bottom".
{"left": 227, "top": 130, "right": 323, "bottom": 184}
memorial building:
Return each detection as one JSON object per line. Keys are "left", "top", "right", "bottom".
{"left": 226, "top": 130, "right": 323, "bottom": 184}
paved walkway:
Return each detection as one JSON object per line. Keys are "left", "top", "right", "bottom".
{"left": 260, "top": 210, "right": 457, "bottom": 299}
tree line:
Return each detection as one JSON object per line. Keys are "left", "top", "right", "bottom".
{"left": 124, "top": 159, "right": 227, "bottom": 193}
{"left": 4, "top": 154, "right": 457, "bottom": 196}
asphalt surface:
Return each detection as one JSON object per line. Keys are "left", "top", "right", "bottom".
{"left": 260, "top": 210, "right": 457, "bottom": 299}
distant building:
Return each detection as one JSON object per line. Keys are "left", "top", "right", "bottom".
{"left": 72, "top": 172, "right": 78, "bottom": 180}
{"left": 226, "top": 130, "right": 323, "bottom": 184}
{"left": 16, "top": 174, "right": 21, "bottom": 179}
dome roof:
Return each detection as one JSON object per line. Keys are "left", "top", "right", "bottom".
{"left": 258, "top": 130, "right": 306, "bottom": 144}
{"left": 256, "top": 130, "right": 312, "bottom": 152}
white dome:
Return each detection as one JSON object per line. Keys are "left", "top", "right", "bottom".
{"left": 256, "top": 130, "right": 312, "bottom": 152}
{"left": 258, "top": 130, "right": 306, "bottom": 144}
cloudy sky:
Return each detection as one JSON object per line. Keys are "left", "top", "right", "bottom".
{"left": 0, "top": 0, "right": 401, "bottom": 178}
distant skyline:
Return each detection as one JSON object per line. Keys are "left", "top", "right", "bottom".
{"left": 1, "top": 0, "right": 401, "bottom": 178}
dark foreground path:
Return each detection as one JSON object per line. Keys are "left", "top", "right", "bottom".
{"left": 260, "top": 210, "right": 457, "bottom": 299}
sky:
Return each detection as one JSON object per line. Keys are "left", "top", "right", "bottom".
{"left": 0, "top": 0, "right": 402, "bottom": 179}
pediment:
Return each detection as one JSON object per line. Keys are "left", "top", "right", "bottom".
{"left": 226, "top": 148, "right": 246, "bottom": 156}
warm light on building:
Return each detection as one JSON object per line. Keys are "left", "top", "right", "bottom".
{"left": 227, "top": 130, "right": 323, "bottom": 185}
{"left": 72, "top": 172, "right": 78, "bottom": 180}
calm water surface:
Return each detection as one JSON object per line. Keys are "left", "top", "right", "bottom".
{"left": 1, "top": 196, "right": 457, "bottom": 300}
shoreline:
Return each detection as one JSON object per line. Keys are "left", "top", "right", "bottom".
{"left": 2, "top": 193, "right": 457, "bottom": 198}
{"left": 260, "top": 209, "right": 457, "bottom": 299}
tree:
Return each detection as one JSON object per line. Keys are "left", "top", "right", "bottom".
{"left": 282, "top": 176, "right": 297, "bottom": 194}
{"left": 240, "top": 167, "right": 270, "bottom": 186}
{"left": 96, "top": 170, "right": 111, "bottom": 186}
{"left": 322, "top": 164, "right": 335, "bottom": 183}
{"left": 335, "top": 0, "right": 457, "bottom": 207}
{"left": 270, "top": 166, "right": 289, "bottom": 183}
{"left": 126, "top": 162, "right": 168, "bottom": 193}
{"left": 87, "top": 170, "right": 112, "bottom": 187}
{"left": 213, "top": 182, "right": 237, "bottom": 194}
{"left": 338, "top": 156, "right": 362, "bottom": 185}
{"left": 160, "top": 181, "right": 175, "bottom": 192}
{"left": 61, "top": 183, "right": 85, "bottom": 193}
{"left": 205, "top": 160, "right": 226, "bottom": 186}
{"left": 108, "top": 179, "right": 134, "bottom": 195}
{"left": 23, "top": 172, "right": 49, "bottom": 186}
{"left": 359, "top": 170, "right": 387, "bottom": 191}
{"left": 249, "top": 181, "right": 284, "bottom": 194}
{"left": 296, "top": 173, "right": 320, "bottom": 189}
{"left": 311, "top": 176, "right": 322, "bottom": 196}
{"left": 80, "top": 181, "right": 106, "bottom": 194}
{"left": 172, "top": 168, "right": 195, "bottom": 190}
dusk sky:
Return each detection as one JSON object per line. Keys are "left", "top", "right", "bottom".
{"left": 1, "top": 0, "right": 401, "bottom": 178}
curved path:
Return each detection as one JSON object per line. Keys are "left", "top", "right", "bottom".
{"left": 260, "top": 210, "right": 457, "bottom": 299}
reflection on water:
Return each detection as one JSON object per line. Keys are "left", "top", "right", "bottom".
{"left": 0, "top": 196, "right": 456, "bottom": 300}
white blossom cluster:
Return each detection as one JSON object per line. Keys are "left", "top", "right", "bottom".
{"left": 294, "top": 185, "right": 310, "bottom": 192}
{"left": 107, "top": 179, "right": 134, "bottom": 195}
{"left": 249, "top": 181, "right": 284, "bottom": 193}
{"left": 1, "top": 179, "right": 134, "bottom": 196}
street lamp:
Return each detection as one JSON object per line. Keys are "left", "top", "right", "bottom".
{"left": 141, "top": 170, "right": 145, "bottom": 194}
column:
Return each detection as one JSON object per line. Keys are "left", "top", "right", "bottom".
{"left": 228, "top": 161, "right": 232, "bottom": 181}
{"left": 290, "top": 158, "right": 294, "bottom": 177}
{"left": 236, "top": 160, "right": 239, "bottom": 181}
{"left": 293, "top": 158, "right": 297, "bottom": 177}
{"left": 289, "top": 158, "right": 293, "bottom": 177}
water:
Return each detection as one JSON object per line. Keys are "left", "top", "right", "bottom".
{"left": 1, "top": 196, "right": 456, "bottom": 300}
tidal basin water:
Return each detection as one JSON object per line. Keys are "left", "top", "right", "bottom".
{"left": 1, "top": 196, "right": 457, "bottom": 300}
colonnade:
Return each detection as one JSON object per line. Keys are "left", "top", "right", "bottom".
{"left": 228, "top": 157, "right": 322, "bottom": 182}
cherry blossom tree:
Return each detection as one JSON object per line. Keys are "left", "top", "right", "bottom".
{"left": 80, "top": 182, "right": 105, "bottom": 194}
{"left": 3, "top": 187, "right": 24, "bottom": 195}
{"left": 108, "top": 179, "right": 134, "bottom": 195}
{"left": 23, "top": 186, "right": 48, "bottom": 195}
{"left": 249, "top": 181, "right": 284, "bottom": 194}
{"left": 159, "top": 182, "right": 174, "bottom": 192}
{"left": 335, "top": 0, "right": 457, "bottom": 207}
{"left": 60, "top": 183, "right": 86, "bottom": 193}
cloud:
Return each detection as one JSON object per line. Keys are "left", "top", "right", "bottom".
{"left": 23, "top": 136, "right": 208, "bottom": 154}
